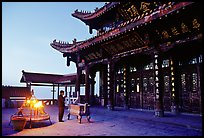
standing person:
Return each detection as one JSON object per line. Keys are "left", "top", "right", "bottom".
{"left": 58, "top": 90, "right": 65, "bottom": 122}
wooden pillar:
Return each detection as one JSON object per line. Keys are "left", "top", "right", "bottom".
{"left": 69, "top": 86, "right": 72, "bottom": 97}
{"left": 90, "top": 72, "right": 96, "bottom": 105}
{"left": 123, "top": 64, "right": 130, "bottom": 109}
{"left": 107, "top": 61, "right": 114, "bottom": 110}
{"left": 26, "top": 83, "right": 31, "bottom": 91}
{"left": 196, "top": 55, "right": 202, "bottom": 114}
{"left": 52, "top": 84, "right": 55, "bottom": 105}
{"left": 57, "top": 84, "right": 59, "bottom": 99}
{"left": 76, "top": 67, "right": 82, "bottom": 102}
{"left": 154, "top": 52, "right": 164, "bottom": 117}
{"left": 65, "top": 85, "right": 67, "bottom": 97}
{"left": 85, "top": 65, "right": 90, "bottom": 103}
{"left": 69, "top": 86, "right": 72, "bottom": 104}
{"left": 170, "top": 57, "right": 179, "bottom": 114}
{"left": 75, "top": 53, "right": 82, "bottom": 102}
{"left": 99, "top": 65, "right": 107, "bottom": 107}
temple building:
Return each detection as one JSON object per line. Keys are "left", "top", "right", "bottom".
{"left": 50, "top": 2, "right": 202, "bottom": 116}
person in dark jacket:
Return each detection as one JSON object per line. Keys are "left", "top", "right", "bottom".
{"left": 58, "top": 90, "right": 65, "bottom": 122}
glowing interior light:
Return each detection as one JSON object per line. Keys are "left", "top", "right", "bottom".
{"left": 27, "top": 100, "right": 30, "bottom": 103}
{"left": 172, "top": 93, "right": 175, "bottom": 97}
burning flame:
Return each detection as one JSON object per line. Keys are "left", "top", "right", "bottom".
{"left": 27, "top": 100, "right": 30, "bottom": 103}
{"left": 34, "top": 101, "right": 43, "bottom": 108}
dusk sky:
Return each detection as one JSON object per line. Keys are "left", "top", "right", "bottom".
{"left": 2, "top": 2, "right": 106, "bottom": 99}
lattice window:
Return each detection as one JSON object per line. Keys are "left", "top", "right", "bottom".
{"left": 192, "top": 73, "right": 198, "bottom": 92}
{"left": 164, "top": 76, "right": 170, "bottom": 92}
{"left": 136, "top": 78, "right": 140, "bottom": 93}
{"left": 181, "top": 74, "right": 186, "bottom": 91}
{"left": 189, "top": 58, "right": 197, "bottom": 64}
{"left": 131, "top": 78, "right": 135, "bottom": 87}
{"left": 130, "top": 66, "right": 137, "bottom": 72}
{"left": 149, "top": 77, "right": 154, "bottom": 86}
{"left": 121, "top": 68, "right": 124, "bottom": 73}
{"left": 162, "top": 59, "right": 169, "bottom": 68}
{"left": 144, "top": 65, "right": 149, "bottom": 70}
{"left": 199, "top": 55, "right": 202, "bottom": 63}
{"left": 116, "top": 85, "right": 119, "bottom": 93}
{"left": 143, "top": 78, "right": 148, "bottom": 91}
{"left": 179, "top": 61, "right": 182, "bottom": 66}
{"left": 130, "top": 67, "right": 133, "bottom": 72}
{"left": 117, "top": 69, "right": 121, "bottom": 74}
{"left": 144, "top": 63, "right": 153, "bottom": 70}
{"left": 149, "top": 62, "right": 154, "bottom": 70}
{"left": 131, "top": 78, "right": 135, "bottom": 93}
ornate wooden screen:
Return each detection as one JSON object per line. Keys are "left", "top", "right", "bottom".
{"left": 142, "top": 63, "right": 155, "bottom": 110}
{"left": 129, "top": 66, "right": 141, "bottom": 108}
{"left": 115, "top": 67, "right": 125, "bottom": 107}
{"left": 179, "top": 57, "right": 201, "bottom": 113}
{"left": 162, "top": 59, "right": 171, "bottom": 111}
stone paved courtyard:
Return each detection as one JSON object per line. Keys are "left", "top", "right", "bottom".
{"left": 2, "top": 105, "right": 202, "bottom": 136}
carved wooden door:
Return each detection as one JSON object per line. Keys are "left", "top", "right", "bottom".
{"left": 142, "top": 70, "right": 155, "bottom": 110}
{"left": 115, "top": 68, "right": 125, "bottom": 107}
{"left": 129, "top": 71, "right": 141, "bottom": 108}
{"left": 180, "top": 64, "right": 201, "bottom": 113}
{"left": 162, "top": 67, "right": 171, "bottom": 111}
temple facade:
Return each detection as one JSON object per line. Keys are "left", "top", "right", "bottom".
{"left": 50, "top": 2, "right": 202, "bottom": 116}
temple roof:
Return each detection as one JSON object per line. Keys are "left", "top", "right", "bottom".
{"left": 50, "top": 39, "right": 84, "bottom": 53}
{"left": 51, "top": 2, "right": 194, "bottom": 54}
{"left": 72, "top": 2, "right": 119, "bottom": 25}
{"left": 20, "top": 70, "right": 85, "bottom": 84}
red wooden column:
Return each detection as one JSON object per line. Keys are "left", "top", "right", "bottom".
{"left": 99, "top": 64, "right": 107, "bottom": 107}
{"left": 90, "top": 72, "right": 96, "bottom": 105}
{"left": 170, "top": 56, "right": 180, "bottom": 114}
{"left": 65, "top": 85, "right": 68, "bottom": 97}
{"left": 57, "top": 84, "right": 60, "bottom": 99}
{"left": 52, "top": 84, "right": 55, "bottom": 105}
{"left": 75, "top": 53, "right": 82, "bottom": 103}
{"left": 69, "top": 86, "right": 72, "bottom": 97}
{"left": 85, "top": 65, "right": 90, "bottom": 103}
{"left": 107, "top": 61, "right": 115, "bottom": 110}
{"left": 154, "top": 52, "right": 164, "bottom": 117}
{"left": 196, "top": 55, "right": 202, "bottom": 114}
{"left": 123, "top": 64, "right": 130, "bottom": 109}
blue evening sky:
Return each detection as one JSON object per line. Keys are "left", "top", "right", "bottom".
{"left": 2, "top": 2, "right": 106, "bottom": 99}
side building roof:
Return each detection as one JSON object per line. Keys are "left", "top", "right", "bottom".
{"left": 20, "top": 70, "right": 85, "bottom": 85}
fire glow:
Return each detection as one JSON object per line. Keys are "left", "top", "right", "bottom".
{"left": 34, "top": 101, "right": 43, "bottom": 108}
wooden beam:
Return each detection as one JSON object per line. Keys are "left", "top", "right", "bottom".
{"left": 30, "top": 83, "right": 59, "bottom": 87}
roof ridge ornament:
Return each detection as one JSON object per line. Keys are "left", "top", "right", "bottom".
{"left": 73, "top": 38, "right": 77, "bottom": 44}
{"left": 95, "top": 7, "right": 98, "bottom": 11}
